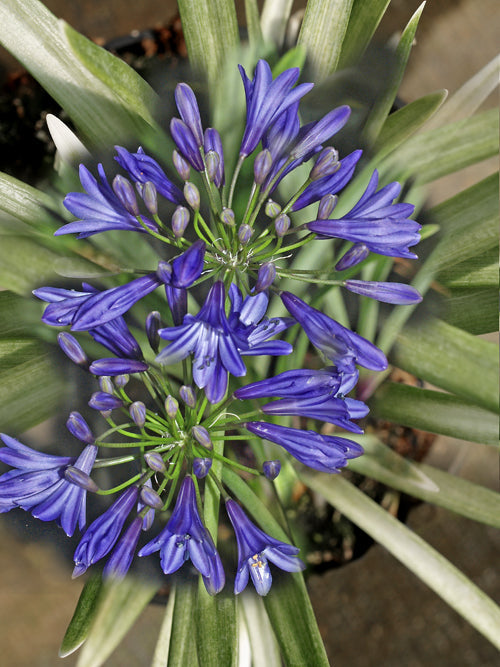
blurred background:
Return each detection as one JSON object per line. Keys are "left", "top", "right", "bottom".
{"left": 0, "top": 1, "right": 498, "bottom": 664}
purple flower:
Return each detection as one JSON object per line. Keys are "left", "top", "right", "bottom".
{"left": 307, "top": 170, "right": 421, "bottom": 258}
{"left": 243, "top": 422, "right": 363, "bottom": 474}
{"left": 156, "top": 281, "right": 246, "bottom": 404}
{"left": 226, "top": 499, "right": 304, "bottom": 596}
{"left": 114, "top": 146, "right": 184, "bottom": 204}
{"left": 160, "top": 240, "right": 205, "bottom": 325}
{"left": 0, "top": 434, "right": 97, "bottom": 536}
{"left": 175, "top": 83, "right": 204, "bottom": 147}
{"left": 290, "top": 150, "right": 362, "bottom": 211}
{"left": 103, "top": 516, "right": 143, "bottom": 579}
{"left": 280, "top": 291, "right": 387, "bottom": 373}
{"left": 139, "top": 476, "right": 225, "bottom": 595}
{"left": 72, "top": 486, "right": 139, "bottom": 577}
{"left": 289, "top": 106, "right": 351, "bottom": 160}
{"left": 344, "top": 280, "right": 423, "bottom": 305}
{"left": 239, "top": 60, "right": 314, "bottom": 157}
{"left": 227, "top": 284, "right": 294, "bottom": 357}
{"left": 204, "top": 128, "right": 225, "bottom": 187}
{"left": 170, "top": 118, "right": 204, "bottom": 171}
{"left": 59, "top": 164, "right": 158, "bottom": 237}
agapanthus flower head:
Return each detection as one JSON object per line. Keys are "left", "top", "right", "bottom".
{"left": 139, "top": 476, "right": 225, "bottom": 595}
{"left": 307, "top": 170, "right": 421, "bottom": 258}
{"left": 59, "top": 163, "right": 159, "bottom": 238}
{"left": 226, "top": 499, "right": 304, "bottom": 596}
{"left": 0, "top": 434, "right": 97, "bottom": 536}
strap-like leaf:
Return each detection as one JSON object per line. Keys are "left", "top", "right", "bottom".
{"left": 337, "top": 0, "right": 391, "bottom": 67}
{"left": 260, "top": 0, "right": 294, "bottom": 49}
{"left": 59, "top": 575, "right": 103, "bottom": 657}
{"left": 300, "top": 471, "right": 500, "bottom": 651}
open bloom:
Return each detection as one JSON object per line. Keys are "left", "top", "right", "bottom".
{"left": 0, "top": 434, "right": 97, "bottom": 536}
{"left": 226, "top": 499, "right": 304, "bottom": 596}
{"left": 139, "top": 476, "right": 224, "bottom": 595}
{"left": 114, "top": 146, "right": 184, "bottom": 204}
{"left": 307, "top": 169, "right": 421, "bottom": 258}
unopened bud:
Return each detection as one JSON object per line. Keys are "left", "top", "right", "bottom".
{"left": 265, "top": 199, "right": 281, "bottom": 218}
{"left": 165, "top": 395, "right": 179, "bottom": 419}
{"left": 220, "top": 207, "right": 235, "bottom": 226}
{"left": 146, "top": 311, "right": 161, "bottom": 352}
{"left": 263, "top": 460, "right": 281, "bottom": 480}
{"left": 144, "top": 451, "right": 166, "bottom": 473}
{"left": 113, "top": 175, "right": 139, "bottom": 215}
{"left": 335, "top": 243, "right": 370, "bottom": 271}
{"left": 255, "top": 262, "right": 276, "bottom": 292}
{"left": 171, "top": 206, "right": 190, "bottom": 238}
{"left": 183, "top": 182, "right": 200, "bottom": 210}
{"left": 192, "top": 425, "right": 213, "bottom": 450}
{"left": 180, "top": 385, "right": 196, "bottom": 408}
{"left": 130, "top": 401, "right": 146, "bottom": 427}
{"left": 253, "top": 149, "right": 273, "bottom": 185}
{"left": 274, "top": 213, "right": 290, "bottom": 237}
{"left": 114, "top": 374, "right": 129, "bottom": 388}
{"left": 238, "top": 224, "right": 253, "bottom": 245}
{"left": 309, "top": 147, "right": 340, "bottom": 181}
{"left": 173, "top": 149, "right": 190, "bottom": 181}
{"left": 58, "top": 332, "right": 88, "bottom": 367}
{"left": 65, "top": 465, "right": 99, "bottom": 492}
{"left": 141, "top": 181, "right": 158, "bottom": 216}
{"left": 140, "top": 485, "right": 163, "bottom": 510}
{"left": 99, "top": 376, "right": 114, "bottom": 394}
{"left": 88, "top": 391, "right": 123, "bottom": 411}
{"left": 318, "top": 194, "right": 338, "bottom": 219}
{"left": 205, "top": 150, "right": 220, "bottom": 183}
{"left": 66, "top": 411, "right": 94, "bottom": 444}
{"left": 193, "top": 457, "right": 212, "bottom": 478}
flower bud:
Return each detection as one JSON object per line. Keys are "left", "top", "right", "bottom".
{"left": 309, "top": 147, "right": 340, "bottom": 181}
{"left": 183, "top": 181, "right": 200, "bottom": 210}
{"left": 99, "top": 376, "right": 114, "bottom": 394}
{"left": 144, "top": 451, "right": 166, "bottom": 473}
{"left": 238, "top": 224, "right": 253, "bottom": 245}
{"left": 220, "top": 207, "right": 235, "bottom": 226}
{"left": 173, "top": 149, "right": 190, "bottom": 181}
{"left": 263, "top": 460, "right": 281, "bottom": 480}
{"left": 274, "top": 213, "right": 290, "bottom": 237}
{"left": 130, "top": 401, "right": 146, "bottom": 427}
{"left": 140, "top": 485, "right": 164, "bottom": 510}
{"left": 171, "top": 206, "right": 190, "bottom": 238}
{"left": 265, "top": 199, "right": 281, "bottom": 218}
{"left": 113, "top": 175, "right": 139, "bottom": 216}
{"left": 193, "top": 457, "right": 212, "bottom": 479}
{"left": 255, "top": 262, "right": 276, "bottom": 292}
{"left": 192, "top": 425, "right": 213, "bottom": 450}
{"left": 66, "top": 411, "right": 94, "bottom": 444}
{"left": 146, "top": 311, "right": 161, "bottom": 352}
{"left": 253, "top": 149, "right": 272, "bottom": 185}
{"left": 141, "top": 181, "right": 158, "bottom": 216}
{"left": 205, "top": 150, "right": 220, "bottom": 183}
{"left": 180, "top": 385, "right": 196, "bottom": 408}
{"left": 88, "top": 391, "right": 123, "bottom": 411}
{"left": 114, "top": 374, "right": 129, "bottom": 388}
{"left": 344, "top": 280, "right": 423, "bottom": 305}
{"left": 165, "top": 395, "right": 179, "bottom": 419}
{"left": 318, "top": 194, "right": 337, "bottom": 219}
{"left": 57, "top": 332, "right": 88, "bottom": 367}
{"left": 65, "top": 465, "right": 99, "bottom": 492}
{"left": 335, "top": 243, "right": 369, "bottom": 271}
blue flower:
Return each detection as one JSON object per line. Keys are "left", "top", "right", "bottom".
{"left": 139, "top": 476, "right": 225, "bottom": 595}
{"left": 175, "top": 83, "right": 204, "bottom": 147}
{"left": 307, "top": 170, "right": 421, "bottom": 258}
{"left": 344, "top": 280, "right": 423, "bottom": 305}
{"left": 170, "top": 118, "right": 205, "bottom": 171}
{"left": 204, "top": 128, "right": 225, "bottom": 187}
{"left": 103, "top": 516, "right": 144, "bottom": 579}
{"left": 156, "top": 281, "right": 246, "bottom": 403}
{"left": 114, "top": 146, "right": 184, "bottom": 204}
{"left": 280, "top": 291, "right": 387, "bottom": 373}
{"left": 0, "top": 433, "right": 97, "bottom": 536}
{"left": 73, "top": 486, "right": 140, "bottom": 577}
{"left": 239, "top": 59, "right": 314, "bottom": 157}
{"left": 243, "top": 422, "right": 363, "bottom": 474}
{"left": 59, "top": 164, "right": 158, "bottom": 237}
{"left": 227, "top": 284, "right": 294, "bottom": 357}
{"left": 225, "top": 499, "right": 304, "bottom": 596}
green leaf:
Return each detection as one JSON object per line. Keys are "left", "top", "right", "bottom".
{"left": 244, "top": 0, "right": 264, "bottom": 48}
{"left": 0, "top": 339, "right": 64, "bottom": 433}
{"left": 76, "top": 576, "right": 158, "bottom": 667}
{"left": 437, "top": 248, "right": 498, "bottom": 289}
{"left": 425, "top": 54, "right": 500, "bottom": 130}
{"left": 0, "top": 0, "right": 156, "bottom": 148}
{"left": 0, "top": 292, "right": 42, "bottom": 338}
{"left": 297, "top": 0, "right": 355, "bottom": 80}
{"left": 370, "top": 382, "right": 498, "bottom": 445}
{"left": 177, "top": 0, "right": 240, "bottom": 89}
{"left": 337, "top": 0, "right": 391, "bottom": 67}
{"left": 347, "top": 436, "right": 500, "bottom": 528}
{"left": 362, "top": 2, "right": 425, "bottom": 142}
{"left": 164, "top": 583, "right": 199, "bottom": 667}
{"left": 260, "top": 0, "right": 294, "bottom": 48}
{"left": 300, "top": 471, "right": 500, "bottom": 651}
{"left": 273, "top": 45, "right": 307, "bottom": 75}
{"left": 442, "top": 288, "right": 498, "bottom": 335}
{"left": 239, "top": 595, "right": 281, "bottom": 666}
{"left": 381, "top": 108, "right": 499, "bottom": 184}
{"left": 59, "top": 575, "right": 103, "bottom": 657}
{"left": 0, "top": 171, "right": 60, "bottom": 228}
{"left": 195, "top": 586, "right": 238, "bottom": 667}
{"left": 373, "top": 90, "right": 448, "bottom": 160}
{"left": 391, "top": 318, "right": 499, "bottom": 413}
